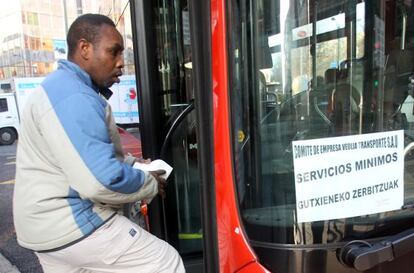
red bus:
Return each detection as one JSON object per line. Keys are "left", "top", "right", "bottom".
{"left": 127, "top": 0, "right": 414, "bottom": 272}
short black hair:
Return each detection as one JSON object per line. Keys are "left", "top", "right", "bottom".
{"left": 67, "top": 13, "right": 116, "bottom": 58}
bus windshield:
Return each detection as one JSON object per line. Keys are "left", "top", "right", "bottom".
{"left": 229, "top": 0, "right": 414, "bottom": 245}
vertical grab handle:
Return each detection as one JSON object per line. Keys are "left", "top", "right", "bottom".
{"left": 159, "top": 101, "right": 195, "bottom": 158}
{"left": 398, "top": 0, "right": 407, "bottom": 50}
{"left": 404, "top": 142, "right": 414, "bottom": 157}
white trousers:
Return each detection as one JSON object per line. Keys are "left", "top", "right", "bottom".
{"left": 36, "top": 214, "right": 185, "bottom": 273}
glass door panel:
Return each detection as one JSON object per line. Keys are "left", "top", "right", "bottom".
{"left": 228, "top": 0, "right": 414, "bottom": 272}
{"left": 130, "top": 0, "right": 202, "bottom": 259}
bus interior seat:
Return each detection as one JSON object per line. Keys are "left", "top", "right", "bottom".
{"left": 323, "top": 66, "right": 361, "bottom": 135}
{"left": 385, "top": 47, "right": 414, "bottom": 107}
{"left": 381, "top": 37, "right": 414, "bottom": 131}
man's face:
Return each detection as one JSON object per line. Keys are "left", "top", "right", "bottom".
{"left": 88, "top": 25, "right": 124, "bottom": 88}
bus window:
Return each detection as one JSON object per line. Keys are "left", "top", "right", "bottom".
{"left": 228, "top": 0, "right": 414, "bottom": 265}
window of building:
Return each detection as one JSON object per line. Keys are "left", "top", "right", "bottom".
{"left": 0, "top": 98, "right": 9, "bottom": 112}
{"left": 22, "top": 12, "right": 26, "bottom": 24}
{"left": 27, "top": 12, "right": 39, "bottom": 25}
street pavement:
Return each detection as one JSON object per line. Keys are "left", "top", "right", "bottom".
{"left": 0, "top": 253, "right": 19, "bottom": 273}
{"left": 0, "top": 143, "right": 42, "bottom": 273}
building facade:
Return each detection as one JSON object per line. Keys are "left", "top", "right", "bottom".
{"left": 0, "top": 0, "right": 134, "bottom": 80}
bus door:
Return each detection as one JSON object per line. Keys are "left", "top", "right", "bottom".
{"left": 129, "top": 1, "right": 209, "bottom": 272}
{"left": 227, "top": 0, "right": 414, "bottom": 272}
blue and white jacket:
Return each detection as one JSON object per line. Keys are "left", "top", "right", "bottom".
{"left": 13, "top": 60, "right": 158, "bottom": 251}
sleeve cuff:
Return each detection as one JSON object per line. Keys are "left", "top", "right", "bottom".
{"left": 124, "top": 155, "right": 136, "bottom": 166}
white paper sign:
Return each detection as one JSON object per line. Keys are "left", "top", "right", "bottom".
{"left": 292, "top": 130, "right": 404, "bottom": 223}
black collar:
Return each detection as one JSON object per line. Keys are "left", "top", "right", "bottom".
{"left": 99, "top": 87, "right": 113, "bottom": 100}
{"left": 91, "top": 79, "right": 113, "bottom": 100}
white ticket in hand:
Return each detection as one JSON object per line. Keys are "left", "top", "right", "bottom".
{"left": 133, "top": 159, "right": 173, "bottom": 180}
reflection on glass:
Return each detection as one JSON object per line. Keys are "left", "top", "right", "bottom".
{"left": 229, "top": 0, "right": 414, "bottom": 246}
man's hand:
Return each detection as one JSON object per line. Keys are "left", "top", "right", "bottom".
{"left": 136, "top": 158, "right": 151, "bottom": 164}
{"left": 149, "top": 169, "right": 167, "bottom": 199}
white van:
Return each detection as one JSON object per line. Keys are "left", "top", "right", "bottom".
{"left": 0, "top": 77, "right": 44, "bottom": 145}
{"left": 0, "top": 76, "right": 140, "bottom": 145}
{"left": 0, "top": 93, "right": 20, "bottom": 145}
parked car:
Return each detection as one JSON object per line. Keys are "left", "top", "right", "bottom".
{"left": 117, "top": 127, "right": 142, "bottom": 158}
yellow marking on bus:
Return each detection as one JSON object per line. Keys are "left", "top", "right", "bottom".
{"left": 0, "top": 180, "right": 15, "bottom": 185}
{"left": 178, "top": 233, "right": 203, "bottom": 240}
